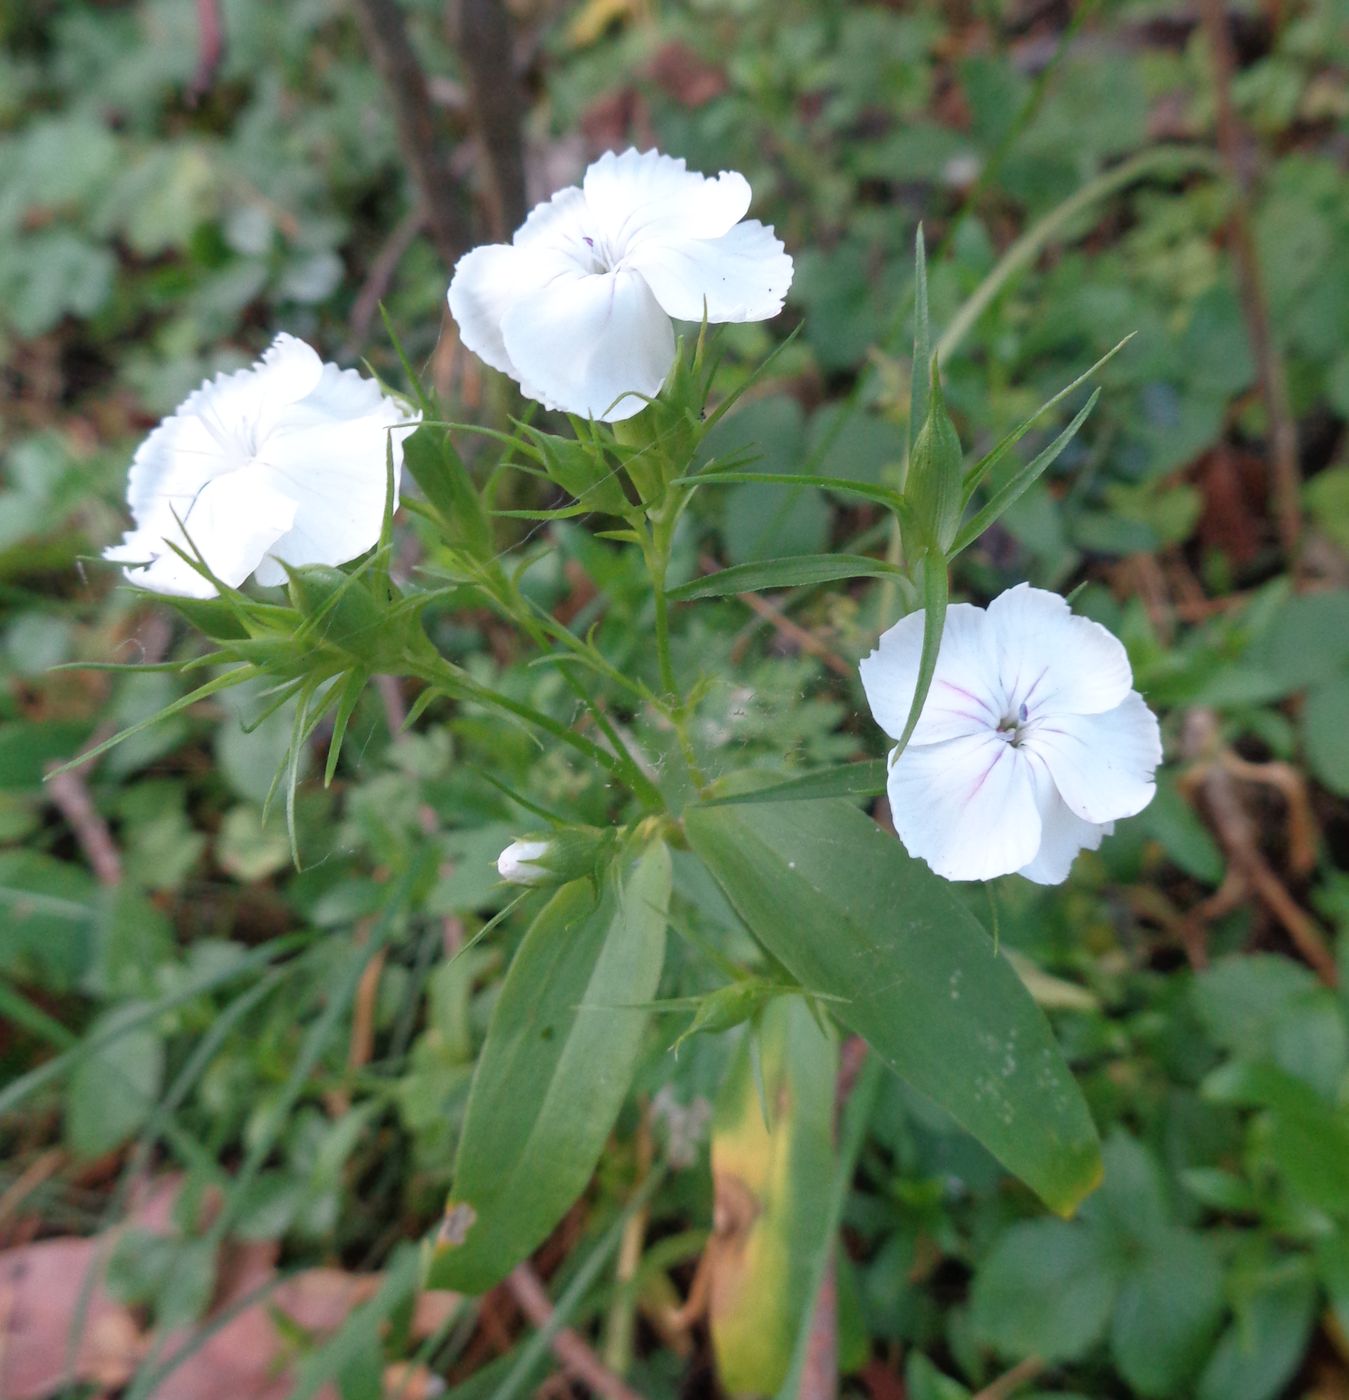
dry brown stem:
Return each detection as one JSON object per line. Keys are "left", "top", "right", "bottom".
{"left": 506, "top": 1262, "right": 648, "bottom": 1400}
{"left": 1197, "top": 0, "right": 1302, "bottom": 568}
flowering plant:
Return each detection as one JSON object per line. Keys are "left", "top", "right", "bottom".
{"left": 86, "top": 149, "right": 1152, "bottom": 1386}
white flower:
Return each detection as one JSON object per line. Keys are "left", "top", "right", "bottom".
{"left": 859, "top": 584, "right": 1162, "bottom": 885}
{"left": 497, "top": 838, "right": 553, "bottom": 887}
{"left": 447, "top": 147, "right": 793, "bottom": 422}
{"left": 104, "top": 333, "right": 419, "bottom": 599}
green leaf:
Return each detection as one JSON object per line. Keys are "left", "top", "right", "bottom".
{"left": 709, "top": 997, "right": 838, "bottom": 1395}
{"left": 1110, "top": 1229, "right": 1225, "bottom": 1398}
{"left": 951, "top": 388, "right": 1101, "bottom": 556}
{"left": 706, "top": 760, "right": 887, "bottom": 806}
{"left": 971, "top": 1219, "right": 1118, "bottom": 1361}
{"left": 667, "top": 554, "right": 903, "bottom": 602}
{"left": 675, "top": 470, "right": 903, "bottom": 512}
{"left": 1196, "top": 1271, "right": 1316, "bottom": 1400}
{"left": 66, "top": 1004, "right": 165, "bottom": 1159}
{"left": 906, "top": 361, "right": 963, "bottom": 552}
{"left": 429, "top": 839, "right": 671, "bottom": 1292}
{"left": 1204, "top": 1061, "right": 1349, "bottom": 1215}
{"left": 960, "top": 337, "right": 1133, "bottom": 502}
{"left": 909, "top": 225, "right": 931, "bottom": 459}
{"left": 1302, "top": 672, "right": 1349, "bottom": 797}
{"left": 403, "top": 426, "right": 493, "bottom": 562}
{"left": 684, "top": 799, "right": 1101, "bottom": 1214}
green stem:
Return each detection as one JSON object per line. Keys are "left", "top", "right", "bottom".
{"left": 479, "top": 570, "right": 658, "bottom": 803}
{"left": 935, "top": 145, "right": 1222, "bottom": 364}
{"left": 641, "top": 509, "right": 710, "bottom": 793}
{"left": 413, "top": 654, "right": 663, "bottom": 811}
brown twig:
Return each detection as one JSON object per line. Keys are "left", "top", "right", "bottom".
{"left": 506, "top": 1262, "right": 647, "bottom": 1400}
{"left": 798, "top": 1253, "right": 838, "bottom": 1400}
{"left": 188, "top": 0, "right": 225, "bottom": 104}
{"left": 45, "top": 764, "right": 122, "bottom": 886}
{"left": 798, "top": 1035, "right": 868, "bottom": 1400}
{"left": 450, "top": 0, "right": 528, "bottom": 239}
{"left": 1179, "top": 708, "right": 1337, "bottom": 985}
{"left": 973, "top": 1356, "right": 1047, "bottom": 1400}
{"left": 44, "top": 615, "right": 176, "bottom": 886}
{"left": 349, "top": 0, "right": 471, "bottom": 268}
{"left": 700, "top": 555, "right": 854, "bottom": 678}
{"left": 1197, "top": 0, "right": 1302, "bottom": 570}
{"left": 0, "top": 1149, "right": 65, "bottom": 1243}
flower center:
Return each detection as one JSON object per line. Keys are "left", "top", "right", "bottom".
{"left": 995, "top": 701, "right": 1031, "bottom": 746}
{"left": 579, "top": 233, "right": 621, "bottom": 275}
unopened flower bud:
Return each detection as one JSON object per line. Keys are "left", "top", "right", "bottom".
{"left": 497, "top": 838, "right": 553, "bottom": 887}
{"left": 496, "top": 827, "right": 616, "bottom": 889}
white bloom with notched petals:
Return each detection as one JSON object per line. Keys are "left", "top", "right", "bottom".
{"left": 104, "top": 334, "right": 418, "bottom": 599}
{"left": 447, "top": 148, "right": 793, "bottom": 422}
{"left": 859, "top": 584, "right": 1161, "bottom": 885}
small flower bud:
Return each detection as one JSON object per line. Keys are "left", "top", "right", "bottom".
{"left": 497, "top": 838, "right": 553, "bottom": 887}
{"left": 496, "top": 827, "right": 616, "bottom": 889}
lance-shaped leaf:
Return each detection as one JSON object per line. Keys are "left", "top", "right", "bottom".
{"left": 402, "top": 425, "right": 494, "bottom": 562}
{"left": 668, "top": 554, "right": 904, "bottom": 602}
{"left": 684, "top": 799, "right": 1101, "bottom": 1215}
{"left": 427, "top": 839, "right": 671, "bottom": 1293}
{"left": 906, "top": 362, "right": 963, "bottom": 554}
{"left": 709, "top": 996, "right": 838, "bottom": 1396}
{"left": 705, "top": 759, "right": 887, "bottom": 806}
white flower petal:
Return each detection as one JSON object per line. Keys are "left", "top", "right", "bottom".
{"left": 1016, "top": 756, "right": 1112, "bottom": 885}
{"left": 627, "top": 219, "right": 794, "bottom": 324}
{"left": 254, "top": 402, "right": 414, "bottom": 584}
{"left": 108, "top": 335, "right": 415, "bottom": 597}
{"left": 500, "top": 265, "right": 676, "bottom": 421}
{"left": 447, "top": 243, "right": 561, "bottom": 380}
{"left": 582, "top": 148, "right": 751, "bottom": 245}
{"left": 111, "top": 466, "right": 297, "bottom": 597}
{"left": 254, "top": 333, "right": 325, "bottom": 408}
{"left": 987, "top": 583, "right": 1134, "bottom": 717}
{"left": 859, "top": 603, "right": 1002, "bottom": 747}
{"left": 885, "top": 732, "right": 1041, "bottom": 882}
{"left": 1029, "top": 691, "right": 1162, "bottom": 824}
{"left": 513, "top": 185, "right": 590, "bottom": 250}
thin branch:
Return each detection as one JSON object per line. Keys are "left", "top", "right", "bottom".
{"left": 973, "top": 1357, "right": 1047, "bottom": 1400}
{"left": 798, "top": 1036, "right": 868, "bottom": 1400}
{"left": 798, "top": 1253, "right": 838, "bottom": 1400}
{"left": 506, "top": 1263, "right": 647, "bottom": 1400}
{"left": 1179, "top": 708, "right": 1336, "bottom": 985}
{"left": 349, "top": 0, "right": 471, "bottom": 267}
{"left": 1197, "top": 0, "right": 1302, "bottom": 568}
{"left": 44, "top": 613, "right": 172, "bottom": 887}
{"left": 187, "top": 0, "right": 225, "bottom": 104}
{"left": 45, "top": 766, "right": 122, "bottom": 886}
{"left": 451, "top": 0, "right": 528, "bottom": 238}
{"left": 702, "top": 554, "right": 854, "bottom": 678}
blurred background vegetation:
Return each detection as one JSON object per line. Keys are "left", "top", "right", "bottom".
{"left": 2, "top": 0, "right": 1348, "bottom": 1395}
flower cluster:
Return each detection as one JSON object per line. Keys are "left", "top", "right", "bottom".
{"left": 108, "top": 146, "right": 1160, "bottom": 887}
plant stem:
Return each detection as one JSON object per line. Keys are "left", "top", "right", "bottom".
{"left": 643, "top": 512, "right": 710, "bottom": 793}
{"left": 480, "top": 571, "right": 659, "bottom": 802}
{"left": 935, "top": 144, "right": 1221, "bottom": 364}
{"left": 412, "top": 655, "right": 663, "bottom": 810}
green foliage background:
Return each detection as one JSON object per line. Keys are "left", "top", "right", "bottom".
{"left": 2, "top": 0, "right": 1348, "bottom": 1395}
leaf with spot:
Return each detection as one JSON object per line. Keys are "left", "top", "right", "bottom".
{"left": 427, "top": 839, "right": 670, "bottom": 1293}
